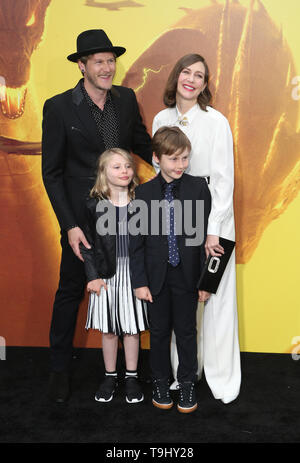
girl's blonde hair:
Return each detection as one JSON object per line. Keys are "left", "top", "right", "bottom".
{"left": 90, "top": 148, "right": 139, "bottom": 200}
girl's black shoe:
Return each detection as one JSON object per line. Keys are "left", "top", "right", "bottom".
{"left": 95, "top": 375, "right": 118, "bottom": 402}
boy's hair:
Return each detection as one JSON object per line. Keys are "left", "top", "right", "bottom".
{"left": 90, "top": 147, "right": 139, "bottom": 200}
{"left": 152, "top": 126, "right": 191, "bottom": 160}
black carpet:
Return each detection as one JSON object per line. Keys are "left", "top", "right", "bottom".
{"left": 0, "top": 347, "right": 299, "bottom": 446}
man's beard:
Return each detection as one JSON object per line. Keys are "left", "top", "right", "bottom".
{"left": 85, "top": 72, "right": 113, "bottom": 92}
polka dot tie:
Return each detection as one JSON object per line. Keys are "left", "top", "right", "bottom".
{"left": 165, "top": 183, "right": 180, "bottom": 267}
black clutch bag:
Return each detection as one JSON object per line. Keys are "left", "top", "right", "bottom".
{"left": 197, "top": 237, "right": 235, "bottom": 294}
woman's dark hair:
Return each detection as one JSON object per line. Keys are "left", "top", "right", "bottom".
{"left": 163, "top": 54, "right": 212, "bottom": 111}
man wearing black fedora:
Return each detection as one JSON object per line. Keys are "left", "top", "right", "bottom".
{"left": 42, "top": 29, "right": 152, "bottom": 402}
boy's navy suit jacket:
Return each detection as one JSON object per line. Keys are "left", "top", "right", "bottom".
{"left": 129, "top": 173, "right": 211, "bottom": 296}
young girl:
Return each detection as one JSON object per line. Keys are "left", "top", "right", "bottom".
{"left": 80, "top": 148, "right": 148, "bottom": 404}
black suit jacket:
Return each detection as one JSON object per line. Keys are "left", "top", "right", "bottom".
{"left": 129, "top": 173, "right": 211, "bottom": 295}
{"left": 41, "top": 80, "right": 152, "bottom": 231}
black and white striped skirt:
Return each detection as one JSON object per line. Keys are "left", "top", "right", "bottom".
{"left": 85, "top": 256, "right": 149, "bottom": 335}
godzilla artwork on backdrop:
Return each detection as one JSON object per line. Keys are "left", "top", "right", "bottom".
{"left": 122, "top": 0, "right": 300, "bottom": 263}
{"left": 0, "top": 0, "right": 299, "bottom": 264}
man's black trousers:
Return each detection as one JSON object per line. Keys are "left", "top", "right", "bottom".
{"left": 49, "top": 232, "right": 86, "bottom": 372}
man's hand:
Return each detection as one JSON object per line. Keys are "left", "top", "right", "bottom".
{"left": 135, "top": 286, "right": 153, "bottom": 303}
{"left": 67, "top": 226, "right": 91, "bottom": 261}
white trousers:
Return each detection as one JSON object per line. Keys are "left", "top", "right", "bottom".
{"left": 170, "top": 250, "right": 241, "bottom": 403}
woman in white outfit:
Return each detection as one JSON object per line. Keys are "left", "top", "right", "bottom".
{"left": 152, "top": 54, "right": 241, "bottom": 404}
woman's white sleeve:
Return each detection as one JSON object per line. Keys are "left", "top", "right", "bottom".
{"left": 207, "top": 116, "right": 234, "bottom": 236}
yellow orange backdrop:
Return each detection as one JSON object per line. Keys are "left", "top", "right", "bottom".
{"left": 1, "top": 0, "right": 299, "bottom": 354}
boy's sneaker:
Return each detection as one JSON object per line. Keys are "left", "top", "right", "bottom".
{"left": 95, "top": 375, "right": 117, "bottom": 402}
{"left": 125, "top": 376, "right": 144, "bottom": 403}
{"left": 152, "top": 379, "right": 173, "bottom": 409}
{"left": 177, "top": 381, "right": 197, "bottom": 413}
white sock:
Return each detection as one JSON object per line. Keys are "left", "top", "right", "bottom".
{"left": 125, "top": 370, "right": 138, "bottom": 379}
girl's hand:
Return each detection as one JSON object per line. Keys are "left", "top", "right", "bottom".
{"left": 67, "top": 226, "right": 91, "bottom": 261}
{"left": 87, "top": 279, "right": 107, "bottom": 296}
{"left": 135, "top": 286, "right": 153, "bottom": 303}
{"left": 205, "top": 234, "right": 224, "bottom": 258}
{"left": 198, "top": 290, "right": 211, "bottom": 303}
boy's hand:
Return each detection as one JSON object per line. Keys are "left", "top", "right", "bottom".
{"left": 87, "top": 278, "right": 107, "bottom": 296}
{"left": 135, "top": 286, "right": 153, "bottom": 303}
{"left": 198, "top": 290, "right": 211, "bottom": 303}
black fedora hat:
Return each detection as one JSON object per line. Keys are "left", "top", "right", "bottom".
{"left": 67, "top": 29, "right": 126, "bottom": 62}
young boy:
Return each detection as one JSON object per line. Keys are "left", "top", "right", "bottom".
{"left": 129, "top": 126, "right": 211, "bottom": 413}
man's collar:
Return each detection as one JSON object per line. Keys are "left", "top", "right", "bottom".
{"left": 80, "top": 79, "right": 112, "bottom": 107}
{"left": 72, "top": 79, "right": 84, "bottom": 105}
